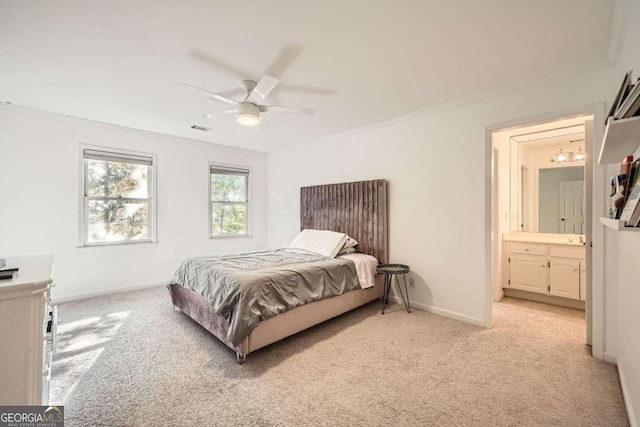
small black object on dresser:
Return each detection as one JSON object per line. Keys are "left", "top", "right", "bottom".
{"left": 0, "top": 268, "right": 19, "bottom": 280}
{"left": 376, "top": 264, "right": 411, "bottom": 314}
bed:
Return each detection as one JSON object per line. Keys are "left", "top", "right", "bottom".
{"left": 168, "top": 179, "right": 388, "bottom": 363}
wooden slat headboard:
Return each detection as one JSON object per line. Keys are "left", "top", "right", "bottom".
{"left": 300, "top": 179, "right": 388, "bottom": 264}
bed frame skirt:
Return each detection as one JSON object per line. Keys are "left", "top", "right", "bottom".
{"left": 169, "top": 275, "right": 384, "bottom": 362}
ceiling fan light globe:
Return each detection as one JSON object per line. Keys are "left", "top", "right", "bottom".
{"left": 237, "top": 113, "right": 260, "bottom": 126}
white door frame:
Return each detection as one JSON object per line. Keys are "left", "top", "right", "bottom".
{"left": 484, "top": 102, "right": 606, "bottom": 359}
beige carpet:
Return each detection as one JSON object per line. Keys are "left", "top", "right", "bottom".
{"left": 51, "top": 287, "right": 628, "bottom": 426}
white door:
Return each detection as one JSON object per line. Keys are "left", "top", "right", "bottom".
{"left": 559, "top": 180, "right": 585, "bottom": 234}
{"left": 549, "top": 258, "right": 580, "bottom": 299}
{"left": 509, "top": 255, "right": 547, "bottom": 294}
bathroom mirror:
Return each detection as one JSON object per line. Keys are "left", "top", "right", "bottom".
{"left": 537, "top": 166, "right": 585, "bottom": 234}
{"left": 519, "top": 163, "right": 585, "bottom": 234}
{"left": 517, "top": 141, "right": 585, "bottom": 235}
{"left": 498, "top": 119, "right": 587, "bottom": 236}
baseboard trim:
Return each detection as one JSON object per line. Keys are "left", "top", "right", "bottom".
{"left": 618, "top": 363, "right": 638, "bottom": 427}
{"left": 388, "top": 296, "right": 485, "bottom": 327}
{"left": 52, "top": 281, "right": 167, "bottom": 304}
{"left": 503, "top": 288, "right": 586, "bottom": 310}
{"left": 603, "top": 352, "right": 618, "bottom": 364}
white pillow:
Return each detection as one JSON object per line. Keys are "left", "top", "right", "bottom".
{"left": 289, "top": 229, "right": 348, "bottom": 258}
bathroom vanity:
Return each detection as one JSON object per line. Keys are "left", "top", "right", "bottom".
{"left": 502, "top": 233, "right": 586, "bottom": 307}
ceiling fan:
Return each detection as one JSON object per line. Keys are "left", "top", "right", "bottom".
{"left": 180, "top": 75, "right": 315, "bottom": 127}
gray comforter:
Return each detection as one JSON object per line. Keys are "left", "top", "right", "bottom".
{"left": 169, "top": 249, "right": 360, "bottom": 346}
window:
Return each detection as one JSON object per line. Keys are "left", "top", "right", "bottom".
{"left": 209, "top": 165, "right": 249, "bottom": 237}
{"left": 81, "top": 148, "right": 155, "bottom": 246}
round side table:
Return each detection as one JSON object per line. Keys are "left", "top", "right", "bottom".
{"left": 376, "top": 264, "right": 411, "bottom": 314}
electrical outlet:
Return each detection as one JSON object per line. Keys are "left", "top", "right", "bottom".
{"left": 409, "top": 277, "right": 416, "bottom": 288}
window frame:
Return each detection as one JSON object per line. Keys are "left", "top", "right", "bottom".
{"left": 208, "top": 162, "right": 251, "bottom": 239}
{"left": 78, "top": 145, "right": 158, "bottom": 248}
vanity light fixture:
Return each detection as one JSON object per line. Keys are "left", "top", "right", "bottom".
{"left": 550, "top": 145, "right": 585, "bottom": 163}
{"left": 552, "top": 149, "right": 567, "bottom": 163}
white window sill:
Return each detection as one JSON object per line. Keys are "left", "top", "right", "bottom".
{"left": 209, "top": 234, "right": 252, "bottom": 240}
{"left": 77, "top": 241, "right": 159, "bottom": 250}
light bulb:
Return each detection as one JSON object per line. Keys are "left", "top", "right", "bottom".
{"left": 237, "top": 113, "right": 260, "bottom": 126}
{"left": 557, "top": 151, "right": 566, "bottom": 162}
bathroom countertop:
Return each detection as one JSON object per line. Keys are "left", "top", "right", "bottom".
{"left": 502, "top": 232, "right": 586, "bottom": 247}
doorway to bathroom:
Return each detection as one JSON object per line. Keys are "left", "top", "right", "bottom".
{"left": 489, "top": 113, "right": 594, "bottom": 345}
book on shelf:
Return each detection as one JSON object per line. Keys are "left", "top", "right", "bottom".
{"left": 620, "top": 160, "right": 640, "bottom": 225}
{"left": 608, "top": 69, "right": 640, "bottom": 121}
{"left": 626, "top": 200, "right": 640, "bottom": 227}
{"left": 607, "top": 69, "right": 633, "bottom": 124}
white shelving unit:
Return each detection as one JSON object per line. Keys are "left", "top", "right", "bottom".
{"left": 600, "top": 217, "right": 640, "bottom": 231}
{"left": 598, "top": 116, "right": 640, "bottom": 165}
{"left": 599, "top": 112, "right": 640, "bottom": 232}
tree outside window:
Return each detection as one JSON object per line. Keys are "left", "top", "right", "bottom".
{"left": 82, "top": 149, "right": 154, "bottom": 245}
{"left": 210, "top": 166, "right": 249, "bottom": 237}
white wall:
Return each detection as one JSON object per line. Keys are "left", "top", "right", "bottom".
{"left": 0, "top": 106, "right": 268, "bottom": 301}
{"left": 610, "top": 0, "right": 640, "bottom": 423}
{"left": 268, "top": 64, "right": 613, "bottom": 326}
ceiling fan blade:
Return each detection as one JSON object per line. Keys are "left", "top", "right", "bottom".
{"left": 278, "top": 85, "right": 338, "bottom": 96}
{"left": 199, "top": 108, "right": 237, "bottom": 119}
{"left": 260, "top": 105, "right": 315, "bottom": 115}
{"left": 265, "top": 44, "right": 303, "bottom": 78}
{"left": 188, "top": 49, "right": 254, "bottom": 80}
{"left": 217, "top": 87, "right": 247, "bottom": 99}
{"left": 253, "top": 75, "right": 280, "bottom": 99}
{"left": 178, "top": 82, "right": 239, "bottom": 105}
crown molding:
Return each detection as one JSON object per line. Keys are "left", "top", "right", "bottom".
{"left": 0, "top": 104, "right": 267, "bottom": 155}
{"left": 278, "top": 58, "right": 612, "bottom": 154}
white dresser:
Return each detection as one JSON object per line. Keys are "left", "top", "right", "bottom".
{"left": 0, "top": 254, "right": 56, "bottom": 405}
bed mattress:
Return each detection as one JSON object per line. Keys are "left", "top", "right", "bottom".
{"left": 169, "top": 249, "right": 362, "bottom": 346}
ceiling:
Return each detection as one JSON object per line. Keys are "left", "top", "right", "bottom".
{"left": 0, "top": 0, "right": 616, "bottom": 152}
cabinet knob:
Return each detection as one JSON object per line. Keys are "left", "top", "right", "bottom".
{"left": 574, "top": 269, "right": 579, "bottom": 272}
{"left": 541, "top": 264, "right": 546, "bottom": 268}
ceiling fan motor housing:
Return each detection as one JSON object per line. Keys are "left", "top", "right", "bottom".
{"left": 237, "top": 102, "right": 259, "bottom": 116}
{"left": 236, "top": 102, "right": 260, "bottom": 126}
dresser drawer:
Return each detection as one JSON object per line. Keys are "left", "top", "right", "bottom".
{"left": 509, "top": 243, "right": 548, "bottom": 256}
{"left": 549, "top": 246, "right": 585, "bottom": 260}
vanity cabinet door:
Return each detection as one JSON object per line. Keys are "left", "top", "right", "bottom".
{"left": 509, "top": 255, "right": 547, "bottom": 294}
{"left": 549, "top": 258, "right": 580, "bottom": 300}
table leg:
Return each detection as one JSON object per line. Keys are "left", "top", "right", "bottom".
{"left": 403, "top": 274, "right": 411, "bottom": 313}
{"left": 381, "top": 273, "right": 391, "bottom": 314}
{"left": 395, "top": 274, "right": 411, "bottom": 313}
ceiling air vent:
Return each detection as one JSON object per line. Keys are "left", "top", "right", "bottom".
{"left": 191, "top": 125, "right": 210, "bottom": 132}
